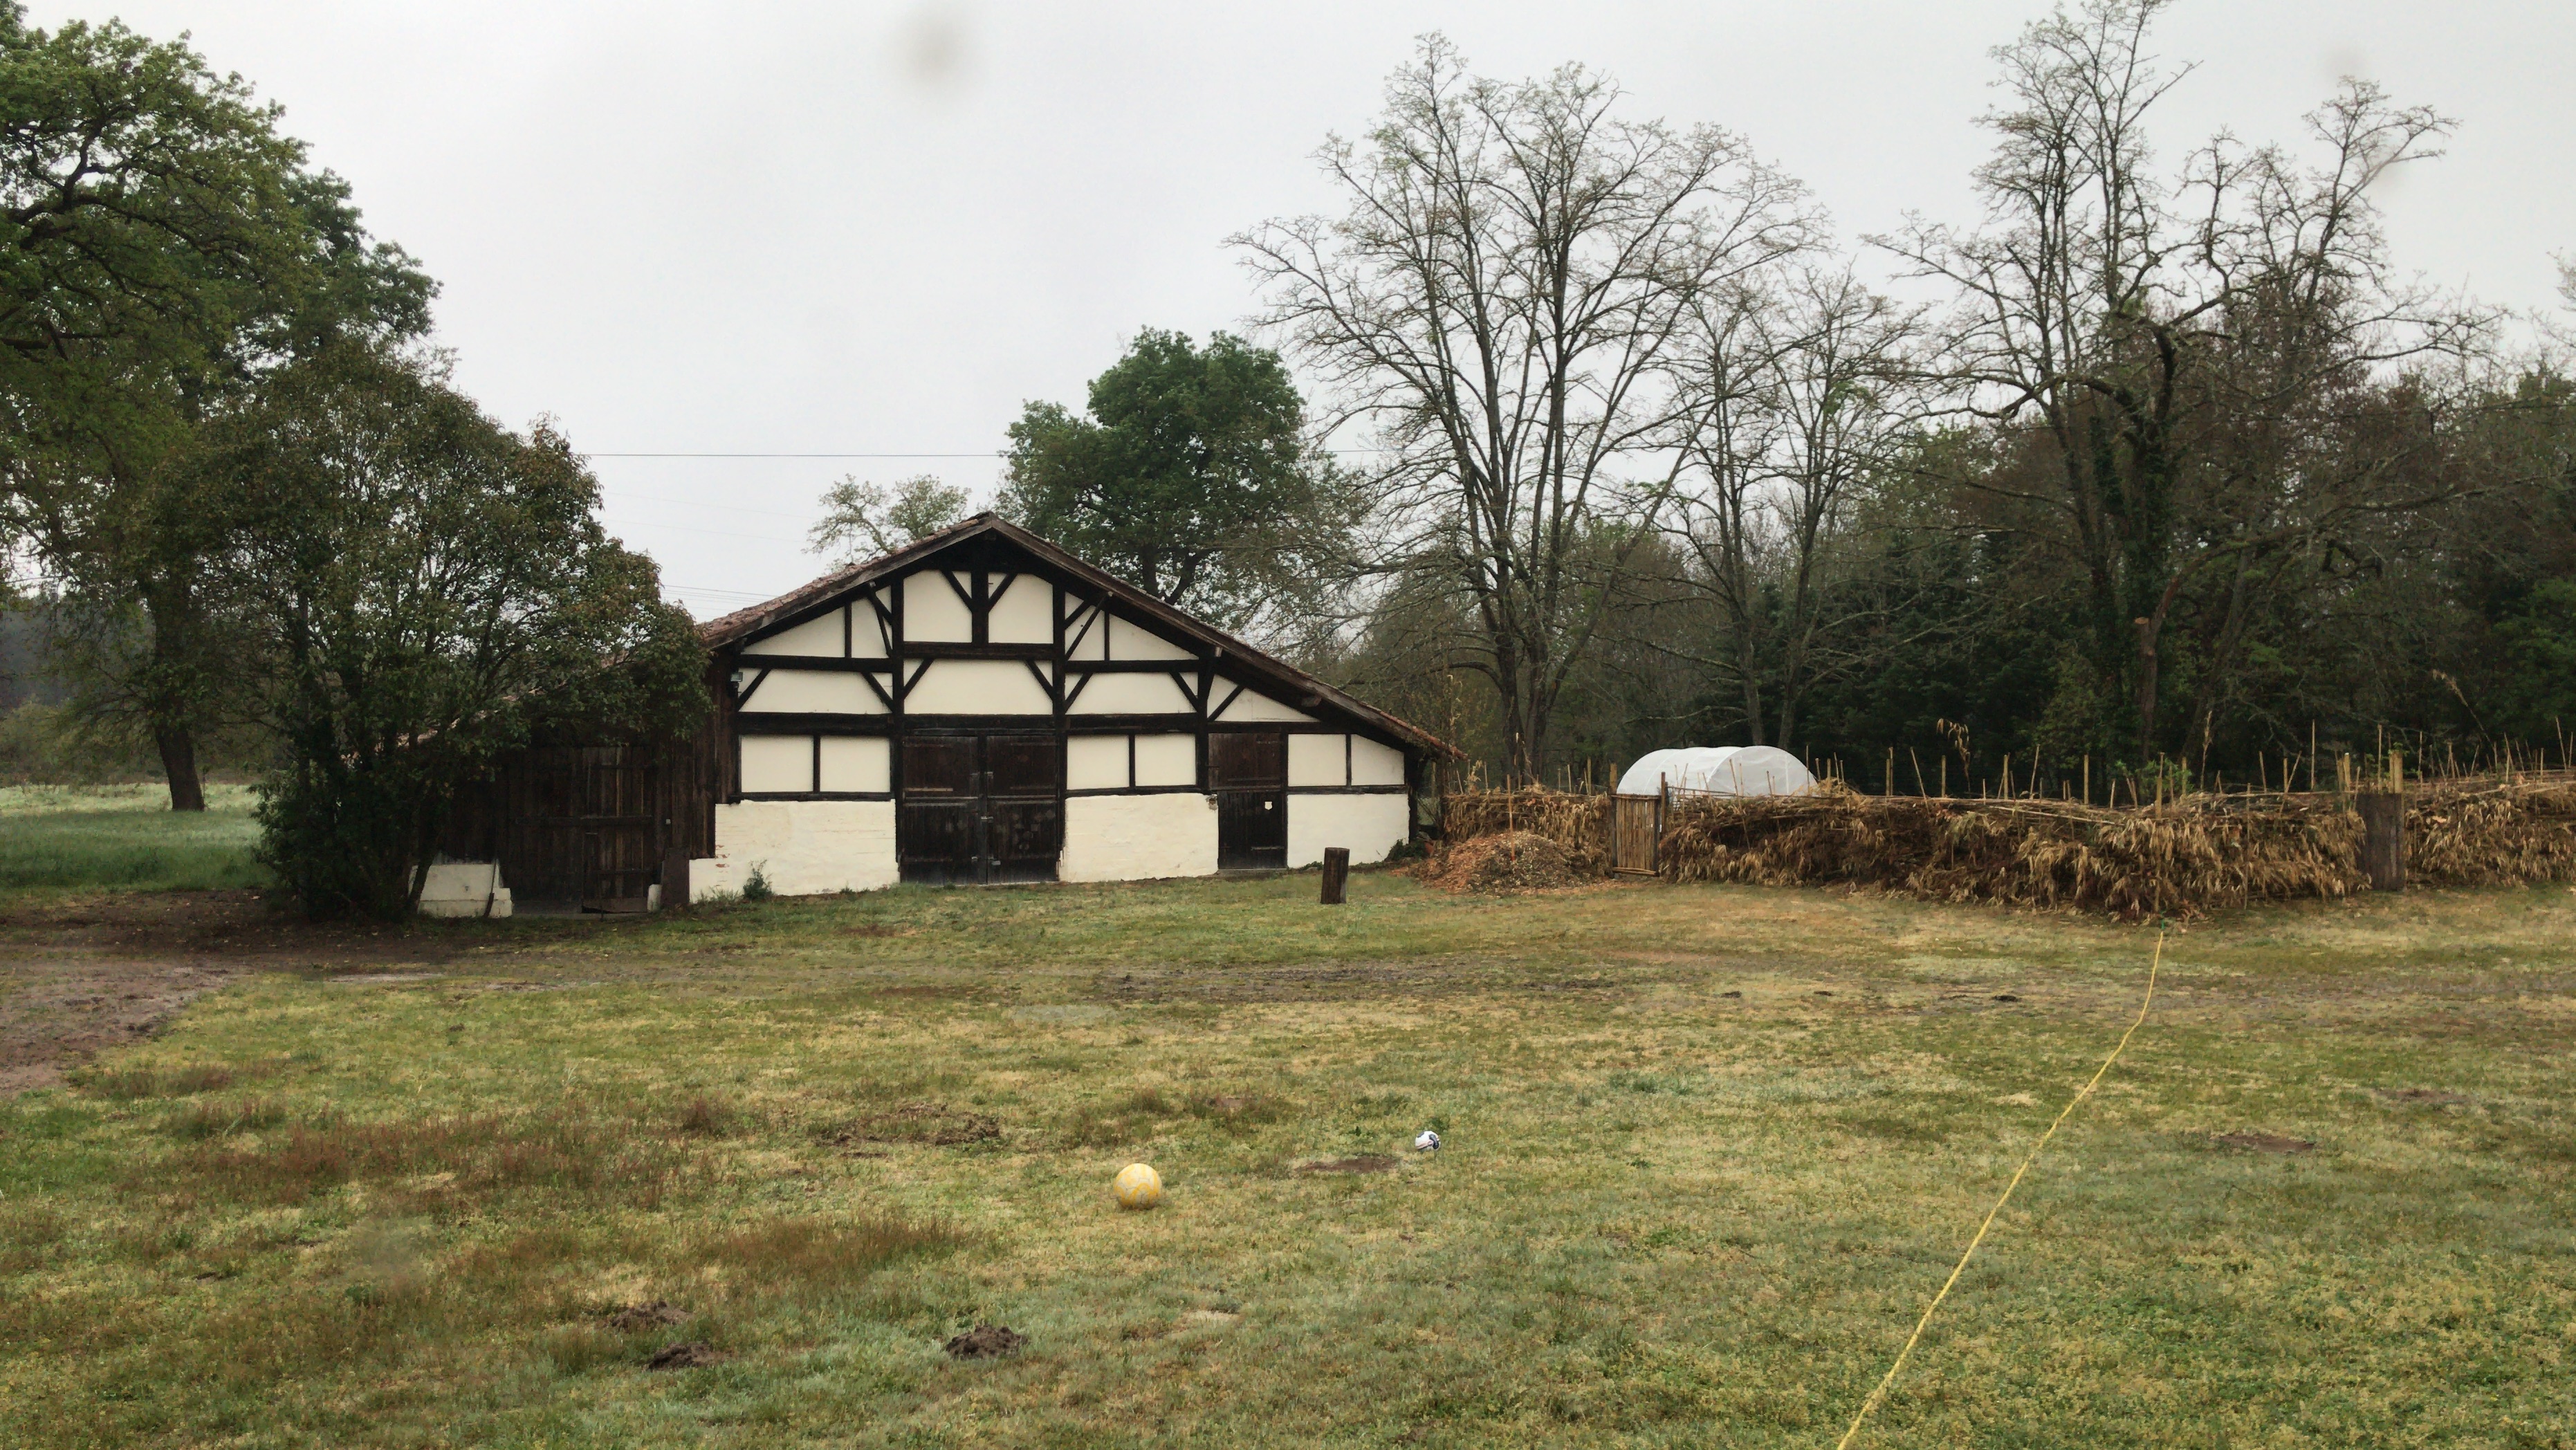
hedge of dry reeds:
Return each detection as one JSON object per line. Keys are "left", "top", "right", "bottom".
{"left": 1437, "top": 773, "right": 2576, "bottom": 919}
{"left": 1438, "top": 787, "right": 1614, "bottom": 877}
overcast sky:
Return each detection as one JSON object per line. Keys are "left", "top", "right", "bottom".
{"left": 28, "top": 1, "right": 2576, "bottom": 618}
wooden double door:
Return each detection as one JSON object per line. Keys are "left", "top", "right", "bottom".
{"left": 899, "top": 734, "right": 1063, "bottom": 884}
{"left": 1211, "top": 731, "right": 1287, "bottom": 871}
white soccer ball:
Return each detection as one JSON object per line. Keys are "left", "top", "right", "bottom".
{"left": 1414, "top": 1130, "right": 1441, "bottom": 1153}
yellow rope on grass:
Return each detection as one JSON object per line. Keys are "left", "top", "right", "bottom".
{"left": 1834, "top": 933, "right": 2164, "bottom": 1449}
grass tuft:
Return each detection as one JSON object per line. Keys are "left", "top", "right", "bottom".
{"left": 79, "top": 1065, "right": 237, "bottom": 1099}
{"left": 172, "top": 1097, "right": 289, "bottom": 1139}
{"left": 147, "top": 1113, "right": 671, "bottom": 1206}
{"left": 699, "top": 1213, "right": 964, "bottom": 1287}
{"left": 674, "top": 1092, "right": 737, "bottom": 1137}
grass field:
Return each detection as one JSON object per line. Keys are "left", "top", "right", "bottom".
{"left": 0, "top": 783, "right": 266, "bottom": 894}
{"left": 1, "top": 869, "right": 2571, "bottom": 1447}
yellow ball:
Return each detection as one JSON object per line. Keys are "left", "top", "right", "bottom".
{"left": 1113, "top": 1162, "right": 1163, "bottom": 1211}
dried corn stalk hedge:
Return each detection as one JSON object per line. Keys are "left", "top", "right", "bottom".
{"left": 1437, "top": 773, "right": 2576, "bottom": 919}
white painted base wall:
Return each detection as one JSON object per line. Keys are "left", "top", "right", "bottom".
{"left": 694, "top": 800, "right": 898, "bottom": 900}
{"left": 418, "top": 861, "right": 512, "bottom": 918}
{"left": 1287, "top": 791, "right": 1411, "bottom": 869}
{"left": 1059, "top": 793, "right": 1220, "bottom": 881}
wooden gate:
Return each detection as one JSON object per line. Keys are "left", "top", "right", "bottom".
{"left": 1611, "top": 792, "right": 1662, "bottom": 876}
{"left": 441, "top": 743, "right": 706, "bottom": 912}
{"left": 897, "top": 734, "right": 1064, "bottom": 885}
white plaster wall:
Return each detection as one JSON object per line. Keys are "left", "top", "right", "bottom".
{"left": 739, "top": 735, "right": 813, "bottom": 793}
{"left": 1352, "top": 736, "right": 1408, "bottom": 787}
{"left": 903, "top": 570, "right": 974, "bottom": 641}
{"left": 1067, "top": 604, "right": 1107, "bottom": 659}
{"left": 1070, "top": 671, "right": 1192, "bottom": 714}
{"left": 1288, "top": 733, "right": 1347, "bottom": 787}
{"left": 908, "top": 658, "right": 1053, "bottom": 714}
{"left": 1107, "top": 614, "right": 1193, "bottom": 660}
{"left": 1217, "top": 686, "right": 1315, "bottom": 723}
{"left": 741, "top": 609, "right": 844, "bottom": 657}
{"left": 1287, "top": 791, "right": 1412, "bottom": 868}
{"left": 818, "top": 735, "right": 890, "bottom": 793}
{"left": 988, "top": 574, "right": 1054, "bottom": 643}
{"left": 741, "top": 669, "right": 885, "bottom": 714}
{"left": 1059, "top": 793, "right": 1220, "bottom": 881}
{"left": 1067, "top": 735, "right": 1128, "bottom": 789}
{"left": 852, "top": 603, "right": 890, "bottom": 657}
{"left": 694, "top": 800, "right": 898, "bottom": 899}
{"left": 1133, "top": 733, "right": 1197, "bottom": 787}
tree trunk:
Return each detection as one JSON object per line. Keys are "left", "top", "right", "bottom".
{"left": 2132, "top": 615, "right": 2160, "bottom": 763}
{"left": 156, "top": 722, "right": 206, "bottom": 812}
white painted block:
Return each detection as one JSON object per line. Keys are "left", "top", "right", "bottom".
{"left": 1288, "top": 733, "right": 1348, "bottom": 787}
{"left": 1065, "top": 603, "right": 1107, "bottom": 660}
{"left": 417, "top": 861, "right": 513, "bottom": 917}
{"left": 903, "top": 569, "right": 975, "bottom": 642}
{"left": 818, "top": 735, "right": 890, "bottom": 793}
{"left": 1287, "top": 792, "right": 1411, "bottom": 869}
{"left": 740, "top": 669, "right": 885, "bottom": 714}
{"left": 1069, "top": 671, "right": 1193, "bottom": 715}
{"left": 1066, "top": 735, "right": 1129, "bottom": 789}
{"left": 1059, "top": 793, "right": 1220, "bottom": 881}
{"left": 739, "top": 735, "right": 813, "bottom": 793}
{"left": 987, "top": 573, "right": 1054, "bottom": 643}
{"left": 1107, "top": 614, "right": 1194, "bottom": 661}
{"left": 1132, "top": 733, "right": 1197, "bottom": 787}
{"left": 740, "top": 609, "right": 845, "bottom": 657}
{"left": 1215, "top": 686, "right": 1314, "bottom": 723}
{"left": 696, "top": 800, "right": 898, "bottom": 898}
{"left": 907, "top": 658, "right": 1054, "bottom": 714}
{"left": 851, "top": 601, "right": 890, "bottom": 658}
{"left": 1351, "top": 736, "right": 1408, "bottom": 787}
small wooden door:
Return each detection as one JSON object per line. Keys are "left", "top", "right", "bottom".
{"left": 1211, "top": 731, "right": 1287, "bottom": 870}
{"left": 898, "top": 735, "right": 1062, "bottom": 884}
{"left": 1611, "top": 793, "right": 1661, "bottom": 875}
{"left": 982, "top": 735, "right": 1064, "bottom": 883}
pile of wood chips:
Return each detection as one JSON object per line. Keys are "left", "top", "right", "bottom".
{"left": 1412, "top": 829, "right": 1583, "bottom": 894}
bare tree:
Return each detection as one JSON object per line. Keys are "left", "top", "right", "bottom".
{"left": 1235, "top": 37, "right": 1810, "bottom": 774}
{"left": 1664, "top": 264, "right": 1919, "bottom": 749}
{"left": 1880, "top": 0, "right": 2482, "bottom": 760}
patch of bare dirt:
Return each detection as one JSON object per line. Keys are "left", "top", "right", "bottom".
{"left": 1298, "top": 1155, "right": 1400, "bottom": 1174}
{"left": 602, "top": 1300, "right": 692, "bottom": 1332}
{"left": 646, "top": 1341, "right": 729, "bottom": 1370}
{"left": 2211, "top": 1130, "right": 2317, "bottom": 1154}
{"left": 1099, "top": 960, "right": 1545, "bottom": 1004}
{"left": 0, "top": 890, "right": 510, "bottom": 1094}
{"left": 823, "top": 1100, "right": 1001, "bottom": 1149}
{"left": 944, "top": 1323, "right": 1026, "bottom": 1359}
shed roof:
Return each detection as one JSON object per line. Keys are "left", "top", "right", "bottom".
{"left": 698, "top": 513, "right": 1457, "bottom": 757}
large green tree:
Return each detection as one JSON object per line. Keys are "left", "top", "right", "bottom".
{"left": 0, "top": 4, "right": 430, "bottom": 808}
{"left": 998, "top": 328, "right": 1352, "bottom": 636}
{"left": 220, "top": 347, "right": 701, "bottom": 920}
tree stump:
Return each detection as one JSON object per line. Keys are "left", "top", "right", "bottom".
{"left": 2357, "top": 791, "right": 2404, "bottom": 892}
{"left": 1320, "top": 847, "right": 1350, "bottom": 906}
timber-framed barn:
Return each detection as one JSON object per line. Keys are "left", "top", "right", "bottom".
{"left": 430, "top": 514, "right": 1454, "bottom": 912}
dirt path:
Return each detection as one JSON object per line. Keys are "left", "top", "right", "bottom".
{"left": 0, "top": 891, "right": 477, "bottom": 1093}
